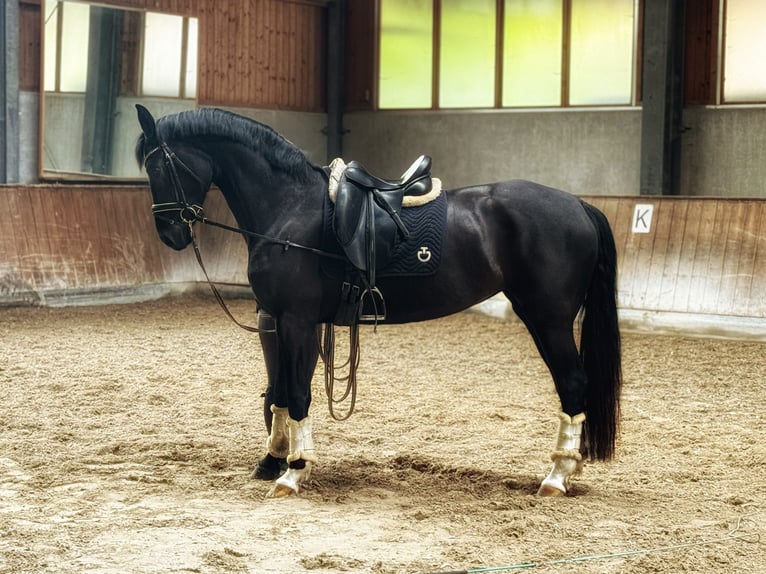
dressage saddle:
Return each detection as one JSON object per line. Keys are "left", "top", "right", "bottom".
{"left": 333, "top": 155, "right": 433, "bottom": 290}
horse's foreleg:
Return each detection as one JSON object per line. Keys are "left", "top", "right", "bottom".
{"left": 251, "top": 405, "right": 290, "bottom": 480}
{"left": 265, "top": 314, "right": 319, "bottom": 498}
{"left": 266, "top": 405, "right": 289, "bottom": 457}
{"left": 251, "top": 310, "right": 288, "bottom": 481}
{"left": 537, "top": 412, "right": 586, "bottom": 496}
{"left": 268, "top": 415, "right": 318, "bottom": 497}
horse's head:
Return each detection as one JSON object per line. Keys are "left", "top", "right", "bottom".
{"left": 135, "top": 104, "right": 214, "bottom": 251}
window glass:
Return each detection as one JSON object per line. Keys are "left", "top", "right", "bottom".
{"left": 377, "top": 0, "right": 637, "bottom": 109}
{"left": 723, "top": 0, "right": 766, "bottom": 102}
{"left": 185, "top": 18, "right": 199, "bottom": 98}
{"left": 43, "top": 0, "right": 59, "bottom": 91}
{"left": 142, "top": 12, "right": 183, "bottom": 97}
{"left": 503, "top": 0, "right": 562, "bottom": 107}
{"left": 59, "top": 2, "right": 90, "bottom": 92}
{"left": 379, "top": 0, "right": 433, "bottom": 109}
{"left": 569, "top": 0, "right": 634, "bottom": 105}
{"left": 440, "top": 0, "right": 496, "bottom": 108}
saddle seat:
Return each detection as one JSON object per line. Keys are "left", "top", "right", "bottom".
{"left": 344, "top": 155, "right": 432, "bottom": 195}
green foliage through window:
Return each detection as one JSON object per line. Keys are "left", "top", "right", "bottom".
{"left": 439, "top": 0, "right": 496, "bottom": 108}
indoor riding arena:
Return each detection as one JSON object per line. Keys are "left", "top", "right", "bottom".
{"left": 2, "top": 1, "right": 765, "bottom": 573}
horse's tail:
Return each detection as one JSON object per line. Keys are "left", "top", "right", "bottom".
{"left": 579, "top": 200, "right": 622, "bottom": 462}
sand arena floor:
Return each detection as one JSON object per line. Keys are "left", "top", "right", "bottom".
{"left": 1, "top": 294, "right": 764, "bottom": 573}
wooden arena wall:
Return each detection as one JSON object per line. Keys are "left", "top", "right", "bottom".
{"left": 1, "top": 187, "right": 764, "bottom": 325}
{"left": 0, "top": 186, "right": 248, "bottom": 305}
{"left": 587, "top": 196, "right": 766, "bottom": 320}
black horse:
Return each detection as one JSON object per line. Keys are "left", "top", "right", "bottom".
{"left": 135, "top": 105, "right": 621, "bottom": 497}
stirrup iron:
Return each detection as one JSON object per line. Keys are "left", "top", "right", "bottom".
{"left": 358, "top": 287, "right": 386, "bottom": 322}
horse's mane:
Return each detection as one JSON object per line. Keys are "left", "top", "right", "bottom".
{"left": 135, "top": 108, "right": 319, "bottom": 182}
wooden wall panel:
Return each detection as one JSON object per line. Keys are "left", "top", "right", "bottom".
{"left": 2, "top": 188, "right": 764, "bottom": 324}
{"left": 345, "top": 0, "right": 375, "bottom": 111}
{"left": 747, "top": 203, "right": 766, "bottom": 317}
{"left": 684, "top": 0, "right": 718, "bottom": 105}
{"left": 586, "top": 196, "right": 766, "bottom": 319}
{"left": 0, "top": 185, "right": 246, "bottom": 305}
{"left": 18, "top": 1, "right": 41, "bottom": 92}
{"left": 195, "top": 0, "right": 326, "bottom": 110}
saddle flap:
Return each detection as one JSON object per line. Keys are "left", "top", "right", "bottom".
{"left": 334, "top": 178, "right": 366, "bottom": 247}
{"left": 334, "top": 176, "right": 405, "bottom": 275}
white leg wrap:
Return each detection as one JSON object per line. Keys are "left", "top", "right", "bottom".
{"left": 285, "top": 415, "right": 318, "bottom": 465}
{"left": 266, "top": 405, "right": 289, "bottom": 459}
{"left": 538, "top": 412, "right": 586, "bottom": 496}
{"left": 269, "top": 416, "right": 318, "bottom": 497}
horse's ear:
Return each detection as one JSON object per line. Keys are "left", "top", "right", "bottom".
{"left": 136, "top": 104, "right": 158, "bottom": 144}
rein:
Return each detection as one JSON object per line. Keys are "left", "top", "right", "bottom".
{"left": 144, "top": 140, "right": 360, "bottom": 418}
{"left": 145, "top": 141, "right": 344, "bottom": 334}
{"left": 147, "top": 143, "right": 345, "bottom": 263}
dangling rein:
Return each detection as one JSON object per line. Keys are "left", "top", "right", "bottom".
{"left": 168, "top": 209, "right": 360, "bottom": 420}
{"left": 147, "top": 141, "right": 360, "bottom": 418}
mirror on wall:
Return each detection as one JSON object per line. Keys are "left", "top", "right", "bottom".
{"left": 41, "top": 1, "right": 198, "bottom": 180}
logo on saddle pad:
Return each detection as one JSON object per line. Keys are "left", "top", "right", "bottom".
{"left": 417, "top": 246, "right": 432, "bottom": 263}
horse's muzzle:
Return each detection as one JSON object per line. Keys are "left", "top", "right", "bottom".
{"left": 155, "top": 218, "right": 192, "bottom": 251}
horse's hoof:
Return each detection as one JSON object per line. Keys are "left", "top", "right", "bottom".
{"left": 251, "top": 454, "right": 287, "bottom": 481}
{"left": 265, "top": 465, "right": 311, "bottom": 498}
{"left": 266, "top": 482, "right": 298, "bottom": 498}
{"left": 537, "top": 483, "right": 566, "bottom": 497}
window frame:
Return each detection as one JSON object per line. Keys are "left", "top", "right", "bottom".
{"left": 376, "top": 0, "right": 641, "bottom": 111}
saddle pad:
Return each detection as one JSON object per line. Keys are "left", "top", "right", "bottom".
{"left": 377, "top": 189, "right": 447, "bottom": 278}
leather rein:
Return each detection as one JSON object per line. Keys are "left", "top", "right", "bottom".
{"left": 144, "top": 141, "right": 344, "bottom": 334}
{"left": 144, "top": 140, "right": 362, "bottom": 421}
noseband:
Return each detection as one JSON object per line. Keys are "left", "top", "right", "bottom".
{"left": 145, "top": 142, "right": 206, "bottom": 225}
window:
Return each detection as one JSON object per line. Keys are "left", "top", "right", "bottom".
{"left": 569, "top": 0, "right": 635, "bottom": 105}
{"left": 440, "top": 0, "right": 496, "bottom": 108}
{"left": 379, "top": 0, "right": 433, "bottom": 108}
{"left": 378, "top": 0, "right": 638, "bottom": 109}
{"left": 41, "top": 1, "right": 199, "bottom": 180}
{"left": 503, "top": 0, "right": 562, "bottom": 107}
{"left": 43, "top": 1, "right": 197, "bottom": 98}
{"left": 142, "top": 13, "right": 198, "bottom": 98}
{"left": 44, "top": 0, "right": 90, "bottom": 92}
{"left": 723, "top": 0, "right": 766, "bottom": 103}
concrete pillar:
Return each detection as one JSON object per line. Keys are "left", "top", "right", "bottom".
{"left": 640, "top": 0, "right": 686, "bottom": 196}
{"left": 326, "top": 0, "right": 346, "bottom": 163}
{"left": 1, "top": 0, "right": 20, "bottom": 183}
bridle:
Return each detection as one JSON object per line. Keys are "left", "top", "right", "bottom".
{"left": 145, "top": 142, "right": 206, "bottom": 226}
{"left": 142, "top": 140, "right": 343, "bottom": 334}
{"left": 142, "top": 139, "right": 362, "bottom": 420}
{"left": 144, "top": 141, "right": 345, "bottom": 260}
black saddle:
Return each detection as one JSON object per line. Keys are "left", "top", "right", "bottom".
{"left": 344, "top": 154, "right": 432, "bottom": 194}
{"left": 333, "top": 155, "right": 433, "bottom": 291}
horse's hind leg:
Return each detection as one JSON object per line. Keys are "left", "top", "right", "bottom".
{"left": 534, "top": 327, "right": 588, "bottom": 496}
{"left": 512, "top": 304, "right": 587, "bottom": 496}
{"left": 251, "top": 310, "right": 288, "bottom": 480}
